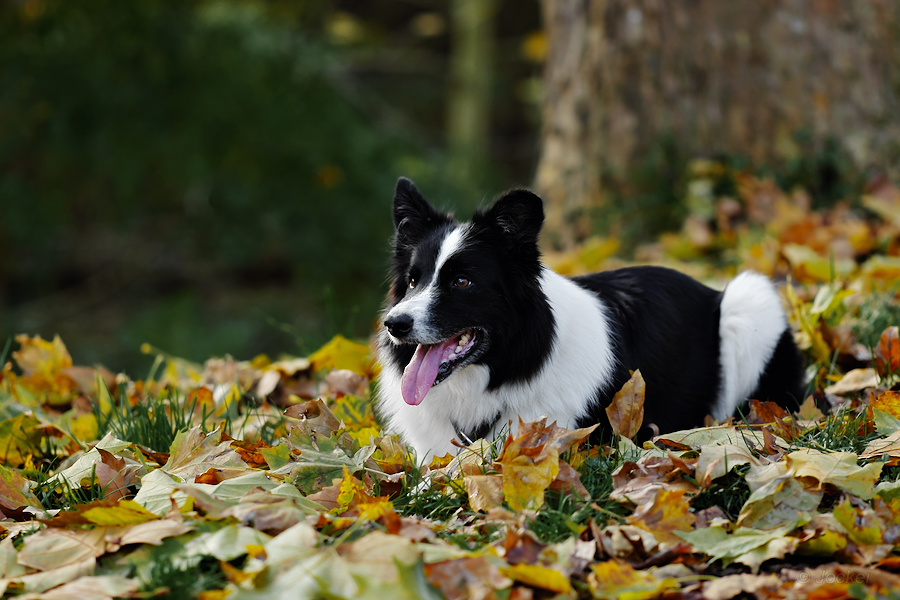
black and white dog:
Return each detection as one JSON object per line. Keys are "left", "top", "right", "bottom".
{"left": 377, "top": 178, "right": 805, "bottom": 459}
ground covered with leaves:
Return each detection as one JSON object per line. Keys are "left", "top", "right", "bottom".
{"left": 2, "top": 174, "right": 900, "bottom": 599}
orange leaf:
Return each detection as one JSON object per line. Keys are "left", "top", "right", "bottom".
{"left": 626, "top": 488, "right": 696, "bottom": 548}
{"left": 876, "top": 326, "right": 900, "bottom": 377}
{"left": 872, "top": 390, "right": 900, "bottom": 421}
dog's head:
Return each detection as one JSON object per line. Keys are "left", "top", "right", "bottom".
{"left": 383, "top": 178, "right": 545, "bottom": 406}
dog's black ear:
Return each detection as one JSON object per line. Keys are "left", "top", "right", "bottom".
{"left": 480, "top": 189, "right": 545, "bottom": 246}
{"left": 393, "top": 178, "right": 450, "bottom": 244}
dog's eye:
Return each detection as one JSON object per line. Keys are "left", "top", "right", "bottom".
{"left": 408, "top": 277, "right": 417, "bottom": 289}
{"left": 453, "top": 276, "right": 471, "bottom": 288}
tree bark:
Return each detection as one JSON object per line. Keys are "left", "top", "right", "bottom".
{"left": 536, "top": 0, "right": 900, "bottom": 248}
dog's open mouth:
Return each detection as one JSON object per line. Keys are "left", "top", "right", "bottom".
{"left": 400, "top": 329, "right": 483, "bottom": 406}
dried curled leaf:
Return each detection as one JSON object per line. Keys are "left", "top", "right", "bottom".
{"left": 606, "top": 369, "right": 645, "bottom": 439}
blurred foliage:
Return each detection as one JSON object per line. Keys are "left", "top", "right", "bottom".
{"left": 0, "top": 0, "right": 542, "bottom": 372}
{"left": 603, "top": 131, "right": 865, "bottom": 252}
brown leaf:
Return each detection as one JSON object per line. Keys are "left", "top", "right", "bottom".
{"left": 605, "top": 370, "right": 645, "bottom": 439}
{"left": 594, "top": 524, "right": 659, "bottom": 561}
{"left": 0, "top": 465, "right": 42, "bottom": 513}
{"left": 464, "top": 474, "right": 505, "bottom": 512}
{"left": 504, "top": 528, "right": 546, "bottom": 565}
{"left": 283, "top": 398, "right": 342, "bottom": 436}
{"left": 425, "top": 556, "right": 512, "bottom": 600}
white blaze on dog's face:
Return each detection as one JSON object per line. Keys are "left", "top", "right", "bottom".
{"left": 384, "top": 224, "right": 468, "bottom": 345}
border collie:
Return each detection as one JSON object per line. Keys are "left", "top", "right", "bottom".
{"left": 377, "top": 178, "right": 805, "bottom": 460}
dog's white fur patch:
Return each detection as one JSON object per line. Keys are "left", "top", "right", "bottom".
{"left": 714, "top": 271, "right": 787, "bottom": 421}
{"left": 435, "top": 225, "right": 467, "bottom": 273}
{"left": 378, "top": 266, "right": 616, "bottom": 461}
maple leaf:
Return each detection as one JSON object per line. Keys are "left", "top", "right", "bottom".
{"left": 738, "top": 472, "right": 822, "bottom": 530}
{"left": 0, "top": 464, "right": 42, "bottom": 514}
{"left": 626, "top": 488, "right": 696, "bottom": 548}
{"left": 500, "top": 563, "right": 572, "bottom": 594}
{"left": 496, "top": 418, "right": 596, "bottom": 512}
{"left": 786, "top": 449, "right": 882, "bottom": 499}
{"left": 860, "top": 428, "right": 900, "bottom": 460}
{"left": 15, "top": 575, "right": 140, "bottom": 600}
{"left": 875, "top": 327, "right": 900, "bottom": 378}
{"left": 425, "top": 556, "right": 511, "bottom": 600}
{"left": 610, "top": 453, "right": 698, "bottom": 508}
{"left": 678, "top": 524, "right": 798, "bottom": 573}
{"left": 587, "top": 559, "right": 678, "bottom": 600}
{"left": 8, "top": 334, "right": 79, "bottom": 407}
{"left": 701, "top": 573, "right": 782, "bottom": 600}
{"left": 464, "top": 474, "right": 505, "bottom": 512}
{"left": 747, "top": 399, "right": 796, "bottom": 440}
{"left": 0, "top": 413, "right": 43, "bottom": 467}
{"left": 308, "top": 334, "right": 373, "bottom": 376}
{"left": 872, "top": 390, "right": 900, "bottom": 421}
{"left": 605, "top": 369, "right": 645, "bottom": 439}
{"left": 694, "top": 443, "right": 759, "bottom": 488}
{"left": 595, "top": 524, "right": 660, "bottom": 561}
{"left": 824, "top": 368, "right": 879, "bottom": 396}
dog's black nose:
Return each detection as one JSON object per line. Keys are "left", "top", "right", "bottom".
{"left": 385, "top": 314, "right": 413, "bottom": 338}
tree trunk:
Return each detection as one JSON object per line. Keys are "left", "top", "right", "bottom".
{"left": 536, "top": 0, "right": 900, "bottom": 248}
{"left": 447, "top": 0, "right": 498, "bottom": 184}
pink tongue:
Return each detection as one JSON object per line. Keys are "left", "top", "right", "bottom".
{"left": 400, "top": 340, "right": 455, "bottom": 405}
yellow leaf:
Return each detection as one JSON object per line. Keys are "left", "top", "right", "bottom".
{"left": 797, "top": 396, "right": 824, "bottom": 421}
{"left": 606, "top": 370, "right": 645, "bottom": 439}
{"left": 500, "top": 564, "right": 572, "bottom": 594}
{"left": 497, "top": 418, "right": 597, "bottom": 511}
{"left": 308, "top": 335, "right": 373, "bottom": 376}
{"left": 782, "top": 243, "right": 855, "bottom": 283}
{"left": 9, "top": 335, "right": 79, "bottom": 406}
{"left": 872, "top": 391, "right": 900, "bottom": 421}
{"left": 0, "top": 413, "right": 43, "bottom": 467}
{"left": 860, "top": 255, "right": 900, "bottom": 288}
{"left": 13, "top": 334, "right": 73, "bottom": 376}
{"left": 66, "top": 413, "right": 99, "bottom": 446}
{"left": 797, "top": 528, "right": 847, "bottom": 557}
{"left": 501, "top": 452, "right": 558, "bottom": 512}
{"left": 588, "top": 560, "right": 678, "bottom": 600}
{"left": 356, "top": 498, "right": 397, "bottom": 522}
{"left": 82, "top": 500, "right": 161, "bottom": 526}
{"left": 833, "top": 498, "right": 885, "bottom": 546}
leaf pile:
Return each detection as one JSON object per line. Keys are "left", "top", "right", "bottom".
{"left": 1, "top": 176, "right": 899, "bottom": 599}
{"left": 0, "top": 319, "right": 897, "bottom": 599}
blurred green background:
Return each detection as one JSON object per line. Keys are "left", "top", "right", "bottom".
{"left": 4, "top": 0, "right": 895, "bottom": 374}
{"left": 0, "top": 0, "right": 542, "bottom": 373}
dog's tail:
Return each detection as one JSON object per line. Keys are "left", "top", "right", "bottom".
{"left": 714, "top": 271, "right": 789, "bottom": 421}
